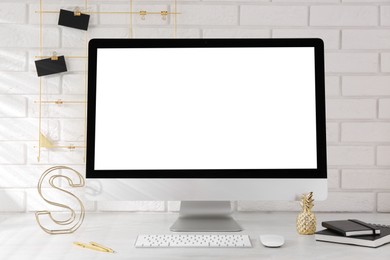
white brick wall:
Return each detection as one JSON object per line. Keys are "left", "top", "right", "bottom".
{"left": 343, "top": 30, "right": 390, "bottom": 50}
{"left": 328, "top": 146, "right": 375, "bottom": 166}
{"left": 377, "top": 146, "right": 390, "bottom": 166}
{"left": 310, "top": 6, "right": 378, "bottom": 26}
{"left": 0, "top": 0, "right": 389, "bottom": 213}
{"left": 381, "top": 53, "right": 390, "bottom": 72}
{"left": 342, "top": 170, "right": 390, "bottom": 190}
{"left": 326, "top": 99, "right": 376, "bottom": 119}
{"left": 0, "top": 51, "right": 27, "bottom": 71}
{"left": 342, "top": 76, "right": 390, "bottom": 96}
{"left": 326, "top": 53, "right": 378, "bottom": 73}
{"left": 241, "top": 6, "right": 308, "bottom": 26}
{"left": 342, "top": 123, "right": 390, "bottom": 142}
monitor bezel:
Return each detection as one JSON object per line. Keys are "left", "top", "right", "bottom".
{"left": 86, "top": 38, "right": 327, "bottom": 179}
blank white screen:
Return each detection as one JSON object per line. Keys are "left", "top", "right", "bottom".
{"left": 94, "top": 47, "right": 317, "bottom": 170}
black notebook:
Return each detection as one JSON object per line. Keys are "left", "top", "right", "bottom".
{"left": 322, "top": 219, "right": 381, "bottom": 236}
{"left": 315, "top": 224, "right": 390, "bottom": 248}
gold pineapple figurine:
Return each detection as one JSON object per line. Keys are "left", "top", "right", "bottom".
{"left": 296, "top": 192, "right": 316, "bottom": 235}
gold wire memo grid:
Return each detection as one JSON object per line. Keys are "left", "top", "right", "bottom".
{"left": 36, "top": 0, "right": 179, "bottom": 162}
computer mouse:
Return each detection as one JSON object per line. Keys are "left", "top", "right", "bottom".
{"left": 259, "top": 235, "right": 285, "bottom": 248}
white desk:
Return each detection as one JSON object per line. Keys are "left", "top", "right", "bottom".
{"left": 0, "top": 212, "right": 388, "bottom": 260}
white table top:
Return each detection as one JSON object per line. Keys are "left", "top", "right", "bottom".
{"left": 0, "top": 212, "right": 389, "bottom": 260}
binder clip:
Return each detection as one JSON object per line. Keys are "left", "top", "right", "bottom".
{"left": 54, "top": 99, "right": 64, "bottom": 105}
{"left": 161, "top": 11, "right": 168, "bottom": 21}
{"left": 51, "top": 51, "right": 58, "bottom": 61}
{"left": 74, "top": 7, "right": 81, "bottom": 17}
{"left": 140, "top": 10, "right": 147, "bottom": 20}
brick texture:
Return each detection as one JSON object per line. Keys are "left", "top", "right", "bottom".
{"left": 0, "top": 51, "right": 27, "bottom": 71}
{"left": 0, "top": 25, "right": 60, "bottom": 48}
{"left": 0, "top": 190, "right": 25, "bottom": 212}
{"left": 0, "top": 0, "right": 389, "bottom": 213}
{"left": 326, "top": 53, "right": 378, "bottom": 73}
{"left": 382, "top": 53, "right": 390, "bottom": 72}
{"left": 326, "top": 99, "right": 376, "bottom": 119}
{"left": 203, "top": 29, "right": 270, "bottom": 38}
{"left": 342, "top": 170, "right": 390, "bottom": 189}
{"left": 0, "top": 72, "right": 60, "bottom": 94}
{"left": 343, "top": 30, "right": 390, "bottom": 50}
{"left": 378, "top": 193, "right": 390, "bottom": 212}
{"left": 0, "top": 3, "right": 27, "bottom": 24}
{"left": 310, "top": 6, "right": 378, "bottom": 26}
{"left": 377, "top": 146, "right": 390, "bottom": 166}
{"left": 343, "top": 76, "right": 390, "bottom": 96}
{"left": 0, "top": 95, "right": 27, "bottom": 117}
{"left": 326, "top": 122, "right": 339, "bottom": 143}
{"left": 342, "top": 123, "right": 390, "bottom": 142}
{"left": 327, "top": 146, "right": 375, "bottom": 166}
{"left": 237, "top": 192, "right": 375, "bottom": 212}
{"left": 381, "top": 6, "right": 390, "bottom": 26}
{"left": 273, "top": 29, "right": 339, "bottom": 49}
{"left": 325, "top": 76, "right": 340, "bottom": 96}
{"left": 241, "top": 6, "right": 308, "bottom": 26}
{"left": 379, "top": 99, "right": 390, "bottom": 119}
{"left": 178, "top": 5, "right": 238, "bottom": 26}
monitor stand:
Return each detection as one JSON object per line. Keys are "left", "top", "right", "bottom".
{"left": 170, "top": 201, "right": 242, "bottom": 232}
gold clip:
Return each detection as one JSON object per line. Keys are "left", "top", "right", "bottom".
{"left": 68, "top": 145, "right": 76, "bottom": 150}
{"left": 161, "top": 11, "right": 168, "bottom": 21}
{"left": 50, "top": 51, "right": 58, "bottom": 61}
{"left": 74, "top": 7, "right": 81, "bottom": 16}
{"left": 140, "top": 10, "right": 147, "bottom": 20}
{"left": 54, "top": 99, "right": 64, "bottom": 105}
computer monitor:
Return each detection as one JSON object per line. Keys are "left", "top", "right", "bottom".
{"left": 86, "top": 38, "right": 327, "bottom": 231}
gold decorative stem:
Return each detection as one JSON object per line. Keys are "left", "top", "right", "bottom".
{"left": 83, "top": 0, "right": 88, "bottom": 162}
{"left": 37, "top": 0, "right": 43, "bottom": 162}
{"left": 129, "top": 0, "right": 133, "bottom": 38}
{"left": 174, "top": 0, "right": 177, "bottom": 38}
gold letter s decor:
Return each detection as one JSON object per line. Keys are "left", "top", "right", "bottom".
{"left": 35, "top": 166, "right": 85, "bottom": 234}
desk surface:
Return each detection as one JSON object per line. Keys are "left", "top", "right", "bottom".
{"left": 0, "top": 212, "right": 389, "bottom": 260}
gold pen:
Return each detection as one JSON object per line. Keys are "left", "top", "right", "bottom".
{"left": 90, "top": 241, "right": 116, "bottom": 253}
{"left": 73, "top": 242, "right": 112, "bottom": 253}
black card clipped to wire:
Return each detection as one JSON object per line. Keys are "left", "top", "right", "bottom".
{"left": 58, "top": 9, "right": 90, "bottom": 31}
{"left": 35, "top": 56, "right": 67, "bottom": 77}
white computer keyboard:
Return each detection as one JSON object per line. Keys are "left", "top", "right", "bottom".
{"left": 135, "top": 234, "right": 252, "bottom": 248}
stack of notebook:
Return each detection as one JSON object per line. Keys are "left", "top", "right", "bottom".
{"left": 315, "top": 219, "right": 390, "bottom": 248}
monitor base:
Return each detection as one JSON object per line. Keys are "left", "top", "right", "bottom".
{"left": 170, "top": 201, "right": 242, "bottom": 232}
{"left": 170, "top": 216, "right": 242, "bottom": 232}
